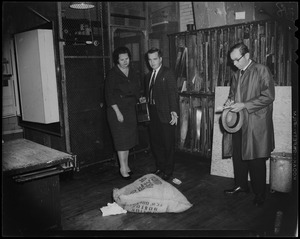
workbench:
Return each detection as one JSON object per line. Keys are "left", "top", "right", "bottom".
{"left": 2, "top": 138, "right": 75, "bottom": 235}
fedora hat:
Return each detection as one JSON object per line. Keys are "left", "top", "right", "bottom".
{"left": 221, "top": 108, "right": 244, "bottom": 133}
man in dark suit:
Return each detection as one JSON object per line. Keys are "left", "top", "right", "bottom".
{"left": 145, "top": 48, "right": 179, "bottom": 181}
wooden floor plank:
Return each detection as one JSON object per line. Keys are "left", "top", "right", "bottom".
{"left": 59, "top": 151, "right": 298, "bottom": 236}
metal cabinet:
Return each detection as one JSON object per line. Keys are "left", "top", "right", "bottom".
{"left": 14, "top": 29, "right": 59, "bottom": 124}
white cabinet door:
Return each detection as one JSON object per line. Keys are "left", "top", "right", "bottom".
{"left": 14, "top": 29, "right": 59, "bottom": 124}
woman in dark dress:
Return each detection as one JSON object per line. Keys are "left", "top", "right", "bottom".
{"left": 105, "top": 46, "right": 141, "bottom": 179}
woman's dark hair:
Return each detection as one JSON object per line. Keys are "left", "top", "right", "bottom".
{"left": 229, "top": 42, "right": 249, "bottom": 56}
{"left": 112, "top": 46, "right": 131, "bottom": 65}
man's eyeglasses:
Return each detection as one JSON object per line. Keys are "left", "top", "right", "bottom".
{"left": 231, "top": 54, "right": 245, "bottom": 63}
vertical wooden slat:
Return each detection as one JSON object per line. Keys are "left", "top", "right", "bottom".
{"left": 212, "top": 29, "right": 218, "bottom": 92}
{"left": 266, "top": 21, "right": 270, "bottom": 56}
{"left": 203, "top": 96, "right": 207, "bottom": 155}
{"left": 239, "top": 26, "right": 242, "bottom": 42}
{"left": 189, "top": 95, "right": 193, "bottom": 153}
{"left": 274, "top": 21, "right": 277, "bottom": 84}
{"left": 277, "top": 25, "right": 283, "bottom": 85}
{"left": 224, "top": 27, "right": 229, "bottom": 86}
{"left": 191, "top": 34, "right": 197, "bottom": 92}
{"left": 204, "top": 33, "right": 209, "bottom": 92}
{"left": 209, "top": 96, "right": 214, "bottom": 156}
{"left": 261, "top": 35, "right": 266, "bottom": 66}
{"left": 219, "top": 29, "right": 224, "bottom": 86}
{"left": 241, "top": 25, "right": 245, "bottom": 41}
{"left": 249, "top": 24, "right": 253, "bottom": 58}
{"left": 185, "top": 34, "right": 189, "bottom": 89}
{"left": 282, "top": 26, "right": 286, "bottom": 86}
{"left": 187, "top": 34, "right": 192, "bottom": 92}
{"left": 210, "top": 30, "right": 214, "bottom": 92}
{"left": 265, "top": 21, "right": 272, "bottom": 76}
{"left": 257, "top": 23, "right": 261, "bottom": 63}
{"left": 207, "top": 30, "right": 211, "bottom": 93}
{"left": 254, "top": 24, "right": 258, "bottom": 62}
{"left": 226, "top": 27, "right": 231, "bottom": 85}
{"left": 286, "top": 29, "right": 292, "bottom": 85}
{"left": 215, "top": 29, "right": 219, "bottom": 92}
{"left": 197, "top": 31, "right": 204, "bottom": 92}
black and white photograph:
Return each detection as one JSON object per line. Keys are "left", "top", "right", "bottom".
{"left": 2, "top": 2, "right": 298, "bottom": 237}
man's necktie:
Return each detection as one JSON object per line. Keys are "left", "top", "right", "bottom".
{"left": 236, "top": 70, "right": 244, "bottom": 102}
{"left": 149, "top": 70, "right": 156, "bottom": 104}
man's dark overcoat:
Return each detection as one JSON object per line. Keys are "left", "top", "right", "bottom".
{"left": 224, "top": 60, "right": 275, "bottom": 160}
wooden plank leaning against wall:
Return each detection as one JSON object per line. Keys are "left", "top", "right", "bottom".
{"left": 169, "top": 20, "right": 293, "bottom": 159}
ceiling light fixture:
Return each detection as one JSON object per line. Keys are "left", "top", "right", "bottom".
{"left": 69, "top": 2, "right": 95, "bottom": 10}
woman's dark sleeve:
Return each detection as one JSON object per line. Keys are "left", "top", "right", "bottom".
{"left": 105, "top": 70, "right": 117, "bottom": 106}
{"left": 133, "top": 70, "right": 143, "bottom": 100}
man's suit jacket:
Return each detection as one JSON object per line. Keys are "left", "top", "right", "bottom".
{"left": 145, "top": 66, "right": 179, "bottom": 124}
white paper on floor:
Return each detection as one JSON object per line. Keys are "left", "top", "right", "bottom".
{"left": 100, "top": 202, "right": 127, "bottom": 216}
{"left": 172, "top": 178, "right": 182, "bottom": 185}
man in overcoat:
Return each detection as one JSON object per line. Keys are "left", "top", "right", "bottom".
{"left": 145, "top": 48, "right": 179, "bottom": 181}
{"left": 223, "top": 42, "right": 275, "bottom": 207}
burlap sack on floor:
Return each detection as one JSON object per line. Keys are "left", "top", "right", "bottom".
{"left": 113, "top": 174, "right": 193, "bottom": 213}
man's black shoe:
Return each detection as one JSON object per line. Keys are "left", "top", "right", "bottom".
{"left": 253, "top": 194, "right": 265, "bottom": 207}
{"left": 224, "top": 186, "right": 249, "bottom": 195}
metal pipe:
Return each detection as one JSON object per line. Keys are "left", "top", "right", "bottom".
{"left": 27, "top": 6, "right": 51, "bottom": 23}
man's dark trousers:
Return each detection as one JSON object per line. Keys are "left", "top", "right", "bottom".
{"left": 149, "top": 105, "right": 176, "bottom": 176}
{"left": 232, "top": 129, "right": 267, "bottom": 196}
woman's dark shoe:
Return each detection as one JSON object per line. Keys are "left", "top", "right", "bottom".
{"left": 119, "top": 172, "right": 131, "bottom": 180}
{"left": 128, "top": 171, "right": 133, "bottom": 176}
{"left": 224, "top": 186, "right": 249, "bottom": 195}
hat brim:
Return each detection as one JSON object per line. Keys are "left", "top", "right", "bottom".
{"left": 221, "top": 108, "right": 244, "bottom": 133}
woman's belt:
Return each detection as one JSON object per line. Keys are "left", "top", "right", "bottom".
{"left": 120, "top": 95, "right": 135, "bottom": 98}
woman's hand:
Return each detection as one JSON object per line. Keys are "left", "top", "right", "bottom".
{"left": 169, "top": 111, "right": 178, "bottom": 125}
{"left": 116, "top": 111, "right": 124, "bottom": 122}
{"left": 111, "top": 104, "right": 124, "bottom": 122}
